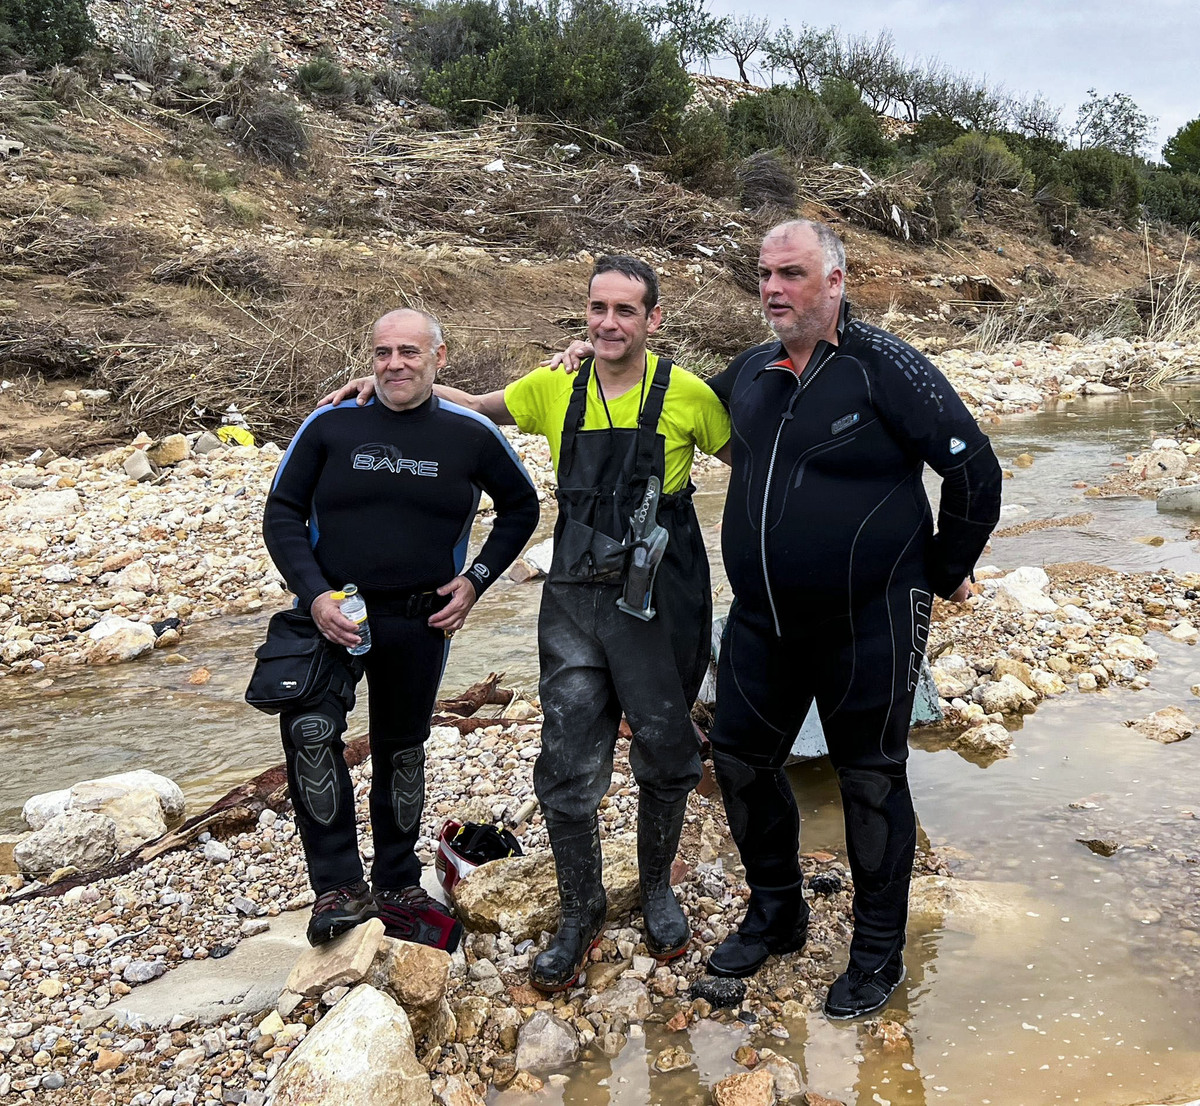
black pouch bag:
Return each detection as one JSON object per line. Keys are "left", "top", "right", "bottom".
{"left": 245, "top": 608, "right": 358, "bottom": 715}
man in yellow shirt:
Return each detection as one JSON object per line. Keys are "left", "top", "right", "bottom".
{"left": 325, "top": 256, "right": 729, "bottom": 991}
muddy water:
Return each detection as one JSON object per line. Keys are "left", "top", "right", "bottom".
{"left": 2, "top": 387, "right": 1200, "bottom": 1105}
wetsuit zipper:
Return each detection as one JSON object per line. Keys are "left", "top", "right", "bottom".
{"left": 756, "top": 347, "right": 838, "bottom": 638}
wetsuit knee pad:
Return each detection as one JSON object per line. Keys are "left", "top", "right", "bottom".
{"left": 390, "top": 745, "right": 426, "bottom": 835}
{"left": 837, "top": 768, "right": 895, "bottom": 874}
{"left": 286, "top": 711, "right": 345, "bottom": 828}
{"left": 710, "top": 749, "right": 757, "bottom": 841}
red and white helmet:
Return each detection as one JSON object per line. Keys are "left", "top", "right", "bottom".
{"left": 435, "top": 819, "right": 523, "bottom": 896}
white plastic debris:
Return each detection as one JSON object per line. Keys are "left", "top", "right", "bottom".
{"left": 625, "top": 163, "right": 641, "bottom": 188}
{"left": 482, "top": 159, "right": 505, "bottom": 172}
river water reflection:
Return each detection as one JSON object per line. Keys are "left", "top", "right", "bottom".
{"left": 2, "top": 387, "right": 1199, "bottom": 1105}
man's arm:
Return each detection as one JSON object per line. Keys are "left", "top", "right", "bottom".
{"left": 316, "top": 379, "right": 515, "bottom": 425}
{"left": 869, "top": 347, "right": 1002, "bottom": 600}
{"left": 433, "top": 384, "right": 516, "bottom": 425}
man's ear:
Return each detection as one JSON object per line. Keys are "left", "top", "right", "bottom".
{"left": 646, "top": 304, "right": 663, "bottom": 336}
{"left": 435, "top": 343, "right": 448, "bottom": 369}
{"left": 828, "top": 267, "right": 845, "bottom": 296}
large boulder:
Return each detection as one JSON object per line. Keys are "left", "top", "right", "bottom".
{"left": 977, "top": 675, "right": 1038, "bottom": 715}
{"left": 514, "top": 1011, "right": 579, "bottom": 1072}
{"left": 1101, "top": 635, "right": 1158, "bottom": 665}
{"left": 582, "top": 977, "right": 652, "bottom": 1021}
{"left": 1125, "top": 706, "right": 1194, "bottom": 744}
{"left": 287, "top": 919, "right": 386, "bottom": 997}
{"left": 712, "top": 1070, "right": 775, "bottom": 1106}
{"left": 86, "top": 616, "right": 157, "bottom": 663}
{"left": 991, "top": 566, "right": 1056, "bottom": 614}
{"left": 109, "top": 560, "right": 158, "bottom": 594}
{"left": 13, "top": 811, "right": 118, "bottom": 876}
{"left": 0, "top": 488, "right": 81, "bottom": 525}
{"left": 23, "top": 770, "right": 185, "bottom": 834}
{"left": 146, "top": 434, "right": 189, "bottom": 466}
{"left": 1128, "top": 449, "right": 1188, "bottom": 480}
{"left": 269, "top": 984, "right": 432, "bottom": 1106}
{"left": 89, "top": 787, "right": 167, "bottom": 853}
{"left": 1157, "top": 486, "right": 1200, "bottom": 514}
{"left": 370, "top": 938, "right": 452, "bottom": 1041}
{"left": 953, "top": 722, "right": 1013, "bottom": 758}
{"left": 452, "top": 833, "right": 639, "bottom": 941}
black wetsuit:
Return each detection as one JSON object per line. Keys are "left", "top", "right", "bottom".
{"left": 262, "top": 396, "right": 539, "bottom": 893}
{"left": 707, "top": 310, "right": 1002, "bottom": 970}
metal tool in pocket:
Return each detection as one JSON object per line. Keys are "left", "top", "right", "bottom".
{"left": 616, "top": 476, "right": 669, "bottom": 621}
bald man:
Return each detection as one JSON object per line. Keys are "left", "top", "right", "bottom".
{"left": 263, "top": 308, "right": 539, "bottom": 948}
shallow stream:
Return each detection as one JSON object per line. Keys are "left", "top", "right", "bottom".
{"left": 2, "top": 386, "right": 1199, "bottom": 1105}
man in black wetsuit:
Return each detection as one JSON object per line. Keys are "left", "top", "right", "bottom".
{"left": 263, "top": 308, "right": 539, "bottom": 947}
{"left": 322, "top": 258, "right": 731, "bottom": 991}
{"left": 705, "top": 220, "right": 1002, "bottom": 1018}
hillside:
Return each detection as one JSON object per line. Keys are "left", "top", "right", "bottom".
{"left": 0, "top": 1, "right": 1195, "bottom": 459}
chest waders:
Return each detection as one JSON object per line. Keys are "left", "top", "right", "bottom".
{"left": 530, "top": 357, "right": 709, "bottom": 991}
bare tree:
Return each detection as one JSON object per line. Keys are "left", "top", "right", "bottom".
{"left": 717, "top": 14, "right": 770, "bottom": 84}
{"left": 1072, "top": 89, "right": 1156, "bottom": 156}
{"left": 1012, "top": 93, "right": 1063, "bottom": 141}
{"left": 762, "top": 23, "right": 832, "bottom": 92}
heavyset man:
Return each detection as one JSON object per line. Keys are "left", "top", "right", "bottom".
{"left": 703, "top": 220, "right": 1002, "bottom": 1017}
{"left": 325, "top": 257, "right": 731, "bottom": 990}
{"left": 264, "top": 308, "right": 539, "bottom": 948}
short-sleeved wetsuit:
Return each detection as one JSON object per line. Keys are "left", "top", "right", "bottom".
{"left": 263, "top": 395, "right": 539, "bottom": 893}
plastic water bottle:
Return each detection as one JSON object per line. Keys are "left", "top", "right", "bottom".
{"left": 335, "top": 584, "right": 371, "bottom": 655}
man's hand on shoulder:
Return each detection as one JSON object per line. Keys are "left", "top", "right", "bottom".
{"left": 429, "top": 575, "right": 478, "bottom": 634}
{"left": 542, "top": 340, "right": 594, "bottom": 373}
{"left": 319, "top": 377, "right": 375, "bottom": 407}
{"left": 310, "top": 591, "right": 365, "bottom": 648}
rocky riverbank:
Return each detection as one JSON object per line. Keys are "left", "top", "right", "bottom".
{"left": 1, "top": 338, "right": 1199, "bottom": 1105}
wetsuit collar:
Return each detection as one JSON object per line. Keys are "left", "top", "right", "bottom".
{"left": 373, "top": 392, "right": 438, "bottom": 418}
{"left": 762, "top": 298, "right": 850, "bottom": 377}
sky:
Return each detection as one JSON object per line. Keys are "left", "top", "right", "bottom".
{"left": 704, "top": 0, "right": 1198, "bottom": 159}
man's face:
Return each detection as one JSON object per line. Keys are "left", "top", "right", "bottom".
{"left": 586, "top": 271, "right": 662, "bottom": 366}
{"left": 372, "top": 313, "right": 446, "bottom": 411}
{"left": 758, "top": 226, "right": 843, "bottom": 350}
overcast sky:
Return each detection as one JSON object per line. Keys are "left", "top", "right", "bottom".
{"left": 705, "top": 0, "right": 1198, "bottom": 158}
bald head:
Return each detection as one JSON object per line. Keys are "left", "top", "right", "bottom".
{"left": 373, "top": 308, "right": 444, "bottom": 349}
{"left": 764, "top": 220, "right": 846, "bottom": 279}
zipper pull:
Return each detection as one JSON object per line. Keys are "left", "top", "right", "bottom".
{"left": 781, "top": 387, "right": 802, "bottom": 421}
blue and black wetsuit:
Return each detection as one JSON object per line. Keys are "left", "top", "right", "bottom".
{"left": 262, "top": 396, "right": 539, "bottom": 894}
{"left": 707, "top": 309, "right": 1002, "bottom": 972}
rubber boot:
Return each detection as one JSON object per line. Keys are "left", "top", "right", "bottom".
{"left": 707, "top": 879, "right": 809, "bottom": 977}
{"left": 530, "top": 816, "right": 607, "bottom": 993}
{"left": 637, "top": 794, "right": 690, "bottom": 961}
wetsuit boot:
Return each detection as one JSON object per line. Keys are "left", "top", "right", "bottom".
{"left": 637, "top": 794, "right": 690, "bottom": 961}
{"left": 824, "top": 767, "right": 914, "bottom": 1019}
{"left": 707, "top": 748, "right": 809, "bottom": 976}
{"left": 708, "top": 879, "right": 809, "bottom": 977}
{"left": 530, "top": 816, "right": 607, "bottom": 993}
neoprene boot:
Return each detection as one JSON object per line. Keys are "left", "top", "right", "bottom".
{"left": 530, "top": 816, "right": 607, "bottom": 993}
{"left": 637, "top": 794, "right": 690, "bottom": 960}
{"left": 707, "top": 879, "right": 809, "bottom": 977}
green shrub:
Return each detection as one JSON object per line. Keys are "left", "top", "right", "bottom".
{"left": 661, "top": 107, "right": 735, "bottom": 195}
{"left": 1060, "top": 147, "right": 1141, "bottom": 220}
{"left": 819, "top": 78, "right": 892, "bottom": 167}
{"left": 728, "top": 86, "right": 833, "bottom": 159}
{"left": 420, "top": 0, "right": 690, "bottom": 150}
{"left": 898, "top": 113, "right": 964, "bottom": 155}
{"left": 371, "top": 64, "right": 413, "bottom": 103}
{"left": 400, "top": 0, "right": 507, "bottom": 71}
{"left": 1163, "top": 117, "right": 1200, "bottom": 175}
{"left": 0, "top": 0, "right": 93, "bottom": 70}
{"left": 295, "top": 52, "right": 351, "bottom": 106}
{"left": 1143, "top": 169, "right": 1200, "bottom": 229}
{"left": 932, "top": 132, "right": 1032, "bottom": 191}
{"left": 736, "top": 150, "right": 796, "bottom": 211}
